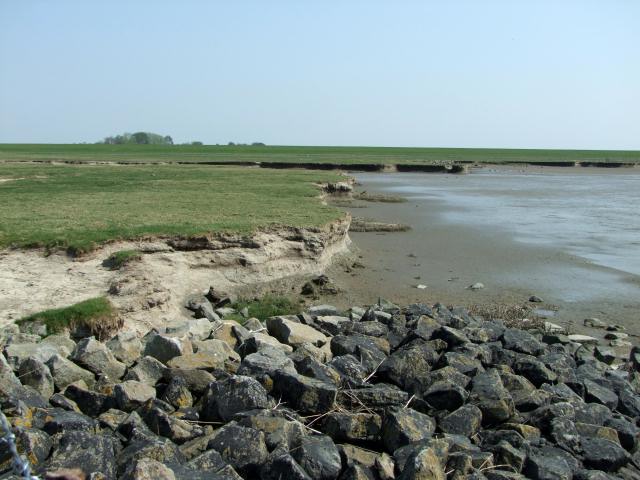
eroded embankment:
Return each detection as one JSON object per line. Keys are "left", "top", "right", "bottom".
{"left": 0, "top": 216, "right": 351, "bottom": 335}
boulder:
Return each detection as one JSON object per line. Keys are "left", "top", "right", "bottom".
{"left": 382, "top": 407, "right": 436, "bottom": 452}
{"left": 143, "top": 334, "right": 193, "bottom": 364}
{"left": 161, "top": 376, "right": 193, "bottom": 409}
{"left": 45, "top": 430, "right": 117, "bottom": 479}
{"left": 71, "top": 337, "right": 126, "bottom": 381}
{"left": 17, "top": 357, "right": 54, "bottom": 399}
{"left": 439, "top": 404, "right": 483, "bottom": 437}
{"left": 397, "top": 446, "right": 445, "bottom": 480}
{"left": 124, "top": 355, "right": 167, "bottom": 385}
{"left": 581, "top": 437, "right": 630, "bottom": 471}
{"left": 423, "top": 380, "right": 468, "bottom": 411}
{"left": 114, "top": 380, "right": 157, "bottom": 411}
{"left": 321, "top": 412, "right": 382, "bottom": 443}
{"left": 207, "top": 423, "right": 269, "bottom": 477}
{"left": 267, "top": 316, "right": 328, "bottom": 348}
{"left": 162, "top": 368, "right": 215, "bottom": 396}
{"left": 469, "top": 369, "right": 515, "bottom": 425}
{"left": 292, "top": 435, "right": 342, "bottom": 480}
{"left": 272, "top": 370, "right": 337, "bottom": 414}
{"left": 46, "top": 354, "right": 95, "bottom": 391}
{"left": 201, "top": 375, "right": 274, "bottom": 422}
{"left": 106, "top": 331, "right": 143, "bottom": 366}
{"left": 4, "top": 342, "right": 61, "bottom": 369}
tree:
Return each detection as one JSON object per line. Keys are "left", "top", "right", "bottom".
{"left": 164, "top": 135, "right": 173, "bottom": 145}
{"left": 132, "top": 132, "right": 150, "bottom": 144}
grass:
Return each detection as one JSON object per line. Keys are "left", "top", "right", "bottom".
{"left": 1, "top": 143, "right": 639, "bottom": 166}
{"left": 103, "top": 249, "right": 142, "bottom": 270}
{"left": 353, "top": 192, "right": 408, "bottom": 203}
{"left": 17, "top": 297, "right": 120, "bottom": 339}
{"left": 232, "top": 294, "right": 300, "bottom": 321}
{"left": 0, "top": 163, "right": 343, "bottom": 253}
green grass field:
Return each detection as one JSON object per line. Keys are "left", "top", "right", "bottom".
{"left": 0, "top": 163, "right": 342, "bottom": 253}
{"left": 1, "top": 143, "right": 639, "bottom": 165}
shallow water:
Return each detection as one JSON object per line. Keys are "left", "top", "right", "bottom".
{"left": 343, "top": 168, "right": 640, "bottom": 330}
{"left": 360, "top": 169, "right": 640, "bottom": 277}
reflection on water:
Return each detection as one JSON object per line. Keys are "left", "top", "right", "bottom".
{"left": 365, "top": 169, "right": 640, "bottom": 277}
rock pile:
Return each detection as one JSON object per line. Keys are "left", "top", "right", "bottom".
{"left": 2, "top": 299, "right": 640, "bottom": 479}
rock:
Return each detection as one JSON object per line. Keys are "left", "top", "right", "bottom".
{"left": 63, "top": 382, "right": 115, "bottom": 417}
{"left": 49, "top": 393, "right": 81, "bottom": 412}
{"left": 121, "top": 457, "right": 178, "bottom": 480}
{"left": 0, "top": 353, "right": 21, "bottom": 397}
{"left": 143, "top": 334, "right": 193, "bottom": 364}
{"left": 322, "top": 412, "right": 382, "bottom": 443}
{"left": 439, "top": 352, "right": 484, "bottom": 376}
{"left": 17, "top": 357, "right": 54, "bottom": 399}
{"left": 470, "top": 369, "right": 515, "bottom": 425}
{"left": 423, "top": 380, "right": 468, "bottom": 411}
{"left": 272, "top": 370, "right": 337, "bottom": 414}
{"left": 594, "top": 346, "right": 617, "bottom": 365}
{"left": 71, "top": 337, "right": 126, "bottom": 381}
{"left": 42, "top": 409, "right": 99, "bottom": 435}
{"left": 378, "top": 341, "right": 439, "bottom": 394}
{"left": 568, "top": 334, "right": 599, "bottom": 345}
{"left": 237, "top": 346, "right": 296, "bottom": 386}
{"left": 294, "top": 356, "right": 341, "bottom": 385}
{"left": 236, "top": 411, "right": 306, "bottom": 451}
{"left": 124, "top": 355, "right": 167, "bottom": 385}
{"left": 114, "top": 380, "right": 157, "bottom": 411}
{"left": 291, "top": 435, "right": 342, "bottom": 480}
{"left": 166, "top": 352, "right": 230, "bottom": 372}
{"left": 4, "top": 342, "right": 61, "bottom": 369}
{"left": 315, "top": 315, "right": 351, "bottom": 335}
{"left": 584, "top": 318, "right": 607, "bottom": 329}
{"left": 529, "top": 296, "right": 544, "bottom": 303}
{"left": 201, "top": 375, "right": 274, "bottom": 422}
{"left": 140, "top": 404, "right": 205, "bottom": 444}
{"left": 40, "top": 333, "right": 76, "bottom": 355}
{"left": 338, "top": 383, "right": 408, "bottom": 409}
{"left": 581, "top": 437, "right": 630, "bottom": 471}
{"left": 584, "top": 379, "right": 618, "bottom": 410}
{"left": 512, "top": 356, "right": 557, "bottom": 387}
{"left": 161, "top": 376, "right": 194, "bottom": 409}
{"left": 502, "top": 329, "right": 545, "bottom": 356}
{"left": 239, "top": 332, "right": 293, "bottom": 355}
{"left": 523, "top": 447, "right": 574, "bottom": 480}
{"left": 328, "top": 354, "right": 368, "bottom": 386}
{"left": 211, "top": 320, "right": 248, "bottom": 349}
{"left": 439, "top": 404, "right": 483, "bottom": 437}
{"left": 469, "top": 283, "right": 485, "bottom": 290}
{"left": 2, "top": 427, "right": 51, "bottom": 472}
{"left": 207, "top": 423, "right": 269, "bottom": 477}
{"left": 261, "top": 453, "right": 311, "bottom": 480}
{"left": 382, "top": 407, "right": 436, "bottom": 452}
{"left": 397, "top": 446, "right": 445, "bottom": 480}
{"left": 45, "top": 430, "right": 117, "bottom": 478}
{"left": 107, "top": 331, "right": 143, "bottom": 366}
{"left": 46, "top": 354, "right": 95, "bottom": 391}
{"left": 266, "top": 316, "right": 328, "bottom": 348}
{"left": 162, "top": 368, "right": 215, "bottom": 396}
{"left": 117, "top": 438, "right": 185, "bottom": 476}
{"left": 604, "top": 331, "right": 629, "bottom": 340}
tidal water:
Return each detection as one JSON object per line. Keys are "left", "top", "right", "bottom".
{"left": 360, "top": 168, "right": 640, "bottom": 277}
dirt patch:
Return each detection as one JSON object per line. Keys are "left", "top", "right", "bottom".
{"left": 0, "top": 217, "right": 351, "bottom": 335}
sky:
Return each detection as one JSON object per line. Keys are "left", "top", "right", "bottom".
{"left": 1, "top": 1, "right": 639, "bottom": 149}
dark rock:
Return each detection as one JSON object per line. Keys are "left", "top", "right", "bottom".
{"left": 512, "top": 355, "right": 557, "bottom": 387}
{"left": 201, "top": 375, "right": 274, "bottom": 422}
{"left": 433, "top": 326, "right": 470, "bottom": 347}
{"left": 581, "top": 437, "right": 630, "bottom": 471}
{"left": 117, "top": 437, "right": 185, "bottom": 476}
{"left": 573, "top": 402, "right": 612, "bottom": 426}
{"left": 331, "top": 333, "right": 390, "bottom": 357}
{"left": 261, "top": 453, "right": 312, "bottom": 480}
{"left": 293, "top": 356, "right": 341, "bottom": 385}
{"left": 378, "top": 341, "right": 439, "bottom": 393}
{"left": 161, "top": 376, "right": 194, "bottom": 409}
{"left": 382, "top": 407, "right": 435, "bottom": 452}
{"left": 550, "top": 417, "right": 581, "bottom": 453}
{"left": 140, "top": 404, "right": 205, "bottom": 444}
{"left": 272, "top": 370, "right": 337, "bottom": 414}
{"left": 237, "top": 346, "right": 296, "bottom": 387}
{"left": 349, "top": 321, "right": 389, "bottom": 338}
{"left": 617, "top": 387, "right": 640, "bottom": 418}
{"left": 328, "top": 354, "right": 368, "bottom": 386}
{"left": 291, "top": 435, "right": 342, "bottom": 480}
{"left": 502, "top": 329, "right": 545, "bottom": 356}
{"left": 470, "top": 370, "right": 515, "bottom": 425}
{"left": 337, "top": 383, "right": 408, "bottom": 410}
{"left": 523, "top": 446, "right": 574, "bottom": 480}
{"left": 62, "top": 383, "right": 116, "bottom": 417}
{"left": 528, "top": 403, "right": 576, "bottom": 433}
{"left": 45, "top": 430, "right": 117, "bottom": 479}
{"left": 236, "top": 411, "right": 306, "bottom": 451}
{"left": 124, "top": 355, "right": 167, "bottom": 385}
{"left": 322, "top": 412, "right": 382, "bottom": 443}
{"left": 114, "top": 380, "right": 156, "bottom": 411}
{"left": 2, "top": 427, "right": 52, "bottom": 472}
{"left": 439, "top": 404, "right": 483, "bottom": 437}
{"left": 493, "top": 441, "right": 526, "bottom": 473}
{"left": 397, "top": 446, "right": 445, "bottom": 480}
{"left": 46, "top": 353, "right": 96, "bottom": 391}
{"left": 163, "top": 367, "right": 215, "bottom": 396}
{"left": 605, "top": 417, "right": 640, "bottom": 451}
{"left": 439, "top": 351, "right": 484, "bottom": 376}
{"left": 207, "top": 423, "right": 269, "bottom": 477}
{"left": 584, "top": 379, "right": 618, "bottom": 410}
{"left": 423, "top": 380, "right": 468, "bottom": 411}
{"left": 42, "top": 408, "right": 99, "bottom": 435}
{"left": 143, "top": 333, "right": 192, "bottom": 364}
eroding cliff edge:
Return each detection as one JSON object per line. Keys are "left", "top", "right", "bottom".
{"left": 0, "top": 216, "right": 352, "bottom": 334}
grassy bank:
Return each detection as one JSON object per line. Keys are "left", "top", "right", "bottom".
{"left": 1, "top": 143, "right": 639, "bottom": 166}
{"left": 0, "top": 163, "right": 342, "bottom": 253}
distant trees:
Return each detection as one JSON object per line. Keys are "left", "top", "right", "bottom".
{"left": 99, "top": 132, "right": 174, "bottom": 145}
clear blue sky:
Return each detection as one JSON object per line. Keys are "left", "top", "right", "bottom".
{"left": 1, "top": 1, "right": 638, "bottom": 149}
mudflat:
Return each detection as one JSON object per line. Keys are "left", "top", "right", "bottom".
{"left": 328, "top": 166, "right": 640, "bottom": 336}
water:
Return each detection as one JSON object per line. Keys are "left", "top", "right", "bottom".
{"left": 365, "top": 169, "right": 640, "bottom": 277}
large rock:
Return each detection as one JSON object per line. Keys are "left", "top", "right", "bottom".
{"left": 17, "top": 357, "right": 54, "bottom": 399}
{"left": 378, "top": 340, "right": 439, "bottom": 394}
{"left": 120, "top": 457, "right": 178, "bottom": 480}
{"left": 114, "top": 380, "right": 157, "bottom": 411}
{"left": 439, "top": 404, "right": 483, "bottom": 437}
{"left": 201, "top": 375, "right": 274, "bottom": 422}
{"left": 581, "top": 437, "right": 630, "bottom": 471}
{"left": 291, "top": 435, "right": 342, "bottom": 480}
{"left": 470, "top": 369, "right": 515, "bottom": 425}
{"left": 46, "top": 354, "right": 95, "bottom": 390}
{"left": 63, "top": 383, "right": 115, "bottom": 417}
{"left": 4, "top": 342, "right": 61, "bottom": 369}
{"left": 143, "top": 333, "right": 193, "bottom": 364}
{"left": 423, "top": 380, "right": 468, "bottom": 411}
{"left": 397, "top": 446, "right": 445, "bottom": 480}
{"left": 322, "top": 412, "right": 382, "bottom": 443}
{"left": 272, "top": 370, "right": 337, "bottom": 414}
{"left": 382, "top": 407, "right": 436, "bottom": 452}
{"left": 163, "top": 368, "right": 215, "bottom": 396}
{"left": 266, "top": 316, "right": 328, "bottom": 348}
{"left": 124, "top": 356, "right": 168, "bottom": 385}
{"left": 237, "top": 346, "right": 296, "bottom": 387}
{"left": 45, "top": 430, "right": 117, "bottom": 479}
{"left": 71, "top": 337, "right": 126, "bottom": 381}
{"left": 107, "top": 331, "right": 143, "bottom": 366}
{"left": 501, "top": 329, "right": 545, "bottom": 356}
{"left": 207, "top": 423, "right": 269, "bottom": 477}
